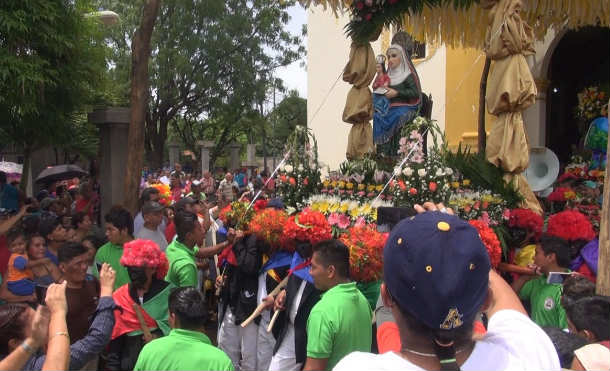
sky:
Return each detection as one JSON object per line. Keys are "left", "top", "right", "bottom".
{"left": 275, "top": 4, "right": 308, "bottom": 99}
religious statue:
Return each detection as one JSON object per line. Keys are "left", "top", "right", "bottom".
{"left": 373, "top": 54, "right": 390, "bottom": 115}
{"left": 373, "top": 44, "right": 422, "bottom": 155}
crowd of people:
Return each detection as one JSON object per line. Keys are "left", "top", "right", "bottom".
{"left": 0, "top": 164, "right": 608, "bottom": 371}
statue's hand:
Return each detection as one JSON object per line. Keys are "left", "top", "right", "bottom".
{"left": 385, "top": 88, "right": 398, "bottom": 99}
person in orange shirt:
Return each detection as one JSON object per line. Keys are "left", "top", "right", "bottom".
{"left": 5, "top": 229, "right": 52, "bottom": 301}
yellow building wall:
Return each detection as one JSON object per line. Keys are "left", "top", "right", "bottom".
{"left": 444, "top": 47, "right": 495, "bottom": 151}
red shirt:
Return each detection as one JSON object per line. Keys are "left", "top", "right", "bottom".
{"left": 0, "top": 236, "right": 10, "bottom": 277}
{"left": 165, "top": 221, "right": 176, "bottom": 243}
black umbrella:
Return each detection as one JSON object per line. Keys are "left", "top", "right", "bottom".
{"left": 35, "top": 164, "right": 88, "bottom": 184}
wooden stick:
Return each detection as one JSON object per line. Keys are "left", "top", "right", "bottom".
{"left": 267, "top": 310, "right": 280, "bottom": 333}
{"left": 132, "top": 303, "right": 153, "bottom": 342}
{"left": 496, "top": 263, "right": 536, "bottom": 276}
{"left": 215, "top": 266, "right": 227, "bottom": 296}
{"left": 240, "top": 275, "right": 290, "bottom": 328}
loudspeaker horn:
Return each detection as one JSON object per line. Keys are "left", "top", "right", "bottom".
{"left": 524, "top": 147, "right": 560, "bottom": 192}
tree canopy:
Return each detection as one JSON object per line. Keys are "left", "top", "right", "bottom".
{"left": 97, "top": 0, "right": 306, "bottom": 168}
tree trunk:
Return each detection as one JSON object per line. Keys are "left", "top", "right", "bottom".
{"left": 596, "top": 99, "right": 610, "bottom": 296}
{"left": 19, "top": 145, "right": 32, "bottom": 193}
{"left": 148, "top": 117, "right": 169, "bottom": 169}
{"left": 478, "top": 57, "right": 491, "bottom": 154}
{"left": 123, "top": 0, "right": 161, "bottom": 215}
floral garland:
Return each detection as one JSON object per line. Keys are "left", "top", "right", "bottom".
{"left": 307, "top": 195, "right": 393, "bottom": 226}
{"left": 468, "top": 220, "right": 502, "bottom": 268}
{"left": 248, "top": 208, "right": 289, "bottom": 252}
{"left": 150, "top": 183, "right": 172, "bottom": 206}
{"left": 507, "top": 208, "right": 544, "bottom": 237}
{"left": 547, "top": 210, "right": 596, "bottom": 242}
{"left": 281, "top": 209, "right": 332, "bottom": 248}
{"left": 339, "top": 225, "right": 388, "bottom": 283}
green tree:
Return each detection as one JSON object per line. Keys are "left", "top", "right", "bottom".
{"left": 97, "top": 0, "right": 304, "bottom": 168}
{"left": 267, "top": 91, "right": 307, "bottom": 157}
{"left": 0, "top": 0, "right": 108, "bottom": 190}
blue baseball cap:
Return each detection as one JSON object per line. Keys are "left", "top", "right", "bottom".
{"left": 383, "top": 212, "right": 491, "bottom": 330}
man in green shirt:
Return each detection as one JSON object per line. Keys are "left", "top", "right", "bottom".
{"left": 134, "top": 287, "right": 234, "bottom": 371}
{"left": 512, "top": 235, "right": 571, "bottom": 329}
{"left": 304, "top": 239, "right": 372, "bottom": 371}
{"left": 165, "top": 211, "right": 237, "bottom": 288}
{"left": 96, "top": 206, "right": 134, "bottom": 290}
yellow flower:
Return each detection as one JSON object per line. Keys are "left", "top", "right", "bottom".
{"left": 375, "top": 185, "right": 383, "bottom": 192}
{"left": 338, "top": 203, "right": 348, "bottom": 213}
{"left": 367, "top": 184, "right": 375, "bottom": 192}
{"left": 357, "top": 183, "right": 365, "bottom": 191}
{"left": 331, "top": 181, "right": 337, "bottom": 188}
{"left": 462, "top": 179, "right": 471, "bottom": 186}
{"left": 349, "top": 207, "right": 361, "bottom": 219}
{"left": 338, "top": 181, "right": 345, "bottom": 189}
{"left": 451, "top": 181, "right": 460, "bottom": 189}
{"left": 346, "top": 182, "right": 354, "bottom": 190}
{"left": 318, "top": 202, "right": 330, "bottom": 214}
{"left": 360, "top": 204, "right": 372, "bottom": 215}
{"left": 323, "top": 180, "right": 330, "bottom": 188}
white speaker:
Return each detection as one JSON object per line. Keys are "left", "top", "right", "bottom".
{"left": 524, "top": 147, "right": 560, "bottom": 192}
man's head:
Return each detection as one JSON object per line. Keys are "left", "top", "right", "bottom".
{"left": 310, "top": 239, "right": 350, "bottom": 291}
{"left": 534, "top": 234, "right": 571, "bottom": 272}
{"left": 39, "top": 215, "right": 67, "bottom": 245}
{"left": 142, "top": 201, "right": 165, "bottom": 229}
{"left": 121, "top": 239, "right": 169, "bottom": 290}
{"left": 565, "top": 296, "right": 610, "bottom": 342}
{"left": 58, "top": 242, "right": 90, "bottom": 285}
{"left": 168, "top": 287, "right": 207, "bottom": 331}
{"left": 104, "top": 206, "right": 133, "bottom": 244}
{"left": 225, "top": 172, "right": 233, "bottom": 182}
{"left": 140, "top": 187, "right": 161, "bottom": 207}
{"left": 381, "top": 212, "right": 491, "bottom": 363}
{"left": 191, "top": 180, "right": 201, "bottom": 193}
{"left": 174, "top": 197, "right": 196, "bottom": 213}
{"left": 174, "top": 163, "right": 182, "bottom": 172}
{"left": 561, "top": 274, "right": 595, "bottom": 309}
{"left": 175, "top": 211, "right": 203, "bottom": 246}
{"left": 71, "top": 211, "right": 92, "bottom": 231}
{"left": 542, "top": 327, "right": 588, "bottom": 368}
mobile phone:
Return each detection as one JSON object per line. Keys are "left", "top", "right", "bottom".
{"left": 35, "top": 285, "right": 48, "bottom": 306}
{"left": 547, "top": 272, "right": 571, "bottom": 284}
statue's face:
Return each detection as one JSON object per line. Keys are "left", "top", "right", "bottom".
{"left": 376, "top": 64, "right": 383, "bottom": 74}
{"left": 387, "top": 48, "right": 401, "bottom": 70}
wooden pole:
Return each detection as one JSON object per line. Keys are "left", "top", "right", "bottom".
{"left": 596, "top": 100, "right": 610, "bottom": 296}
{"left": 133, "top": 303, "right": 154, "bottom": 343}
{"left": 478, "top": 57, "right": 491, "bottom": 154}
{"left": 241, "top": 275, "right": 289, "bottom": 328}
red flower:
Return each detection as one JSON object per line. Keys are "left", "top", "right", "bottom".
{"left": 254, "top": 199, "right": 268, "bottom": 212}
{"left": 303, "top": 177, "right": 309, "bottom": 185}
{"left": 355, "top": 1, "right": 364, "bottom": 10}
{"left": 249, "top": 208, "right": 289, "bottom": 252}
{"left": 280, "top": 175, "right": 287, "bottom": 183}
{"left": 508, "top": 208, "right": 543, "bottom": 237}
{"left": 429, "top": 182, "right": 437, "bottom": 192}
{"left": 547, "top": 210, "right": 596, "bottom": 242}
{"left": 474, "top": 201, "right": 481, "bottom": 210}
{"left": 468, "top": 220, "right": 502, "bottom": 268}
{"left": 339, "top": 226, "right": 388, "bottom": 282}
{"left": 398, "top": 180, "right": 406, "bottom": 191}
{"left": 409, "top": 187, "right": 417, "bottom": 195}
{"left": 289, "top": 177, "right": 296, "bottom": 186}
{"left": 364, "top": 13, "right": 372, "bottom": 21}
{"left": 282, "top": 209, "right": 332, "bottom": 248}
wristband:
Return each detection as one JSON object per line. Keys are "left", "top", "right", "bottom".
{"left": 49, "top": 331, "right": 70, "bottom": 342}
{"left": 21, "top": 340, "right": 36, "bottom": 354}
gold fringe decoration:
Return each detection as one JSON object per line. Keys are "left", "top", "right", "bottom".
{"left": 302, "top": 0, "right": 609, "bottom": 48}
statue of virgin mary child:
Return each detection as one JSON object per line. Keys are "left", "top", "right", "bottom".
{"left": 373, "top": 44, "right": 422, "bottom": 148}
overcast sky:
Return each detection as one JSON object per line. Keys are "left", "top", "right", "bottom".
{"left": 275, "top": 4, "right": 308, "bottom": 99}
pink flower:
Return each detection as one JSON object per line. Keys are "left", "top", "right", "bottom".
{"left": 354, "top": 217, "right": 367, "bottom": 228}
{"left": 502, "top": 209, "right": 511, "bottom": 220}
{"left": 479, "top": 212, "right": 491, "bottom": 226}
{"left": 329, "top": 213, "right": 350, "bottom": 229}
{"left": 355, "top": 1, "right": 364, "bottom": 10}
{"left": 357, "top": 191, "right": 366, "bottom": 197}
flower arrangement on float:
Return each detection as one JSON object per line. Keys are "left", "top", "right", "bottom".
{"left": 390, "top": 154, "right": 453, "bottom": 208}
{"left": 248, "top": 208, "right": 290, "bottom": 252}
{"left": 307, "top": 195, "right": 393, "bottom": 226}
{"left": 150, "top": 183, "right": 172, "bottom": 206}
{"left": 448, "top": 189, "right": 509, "bottom": 226}
{"left": 576, "top": 86, "right": 608, "bottom": 122}
{"left": 219, "top": 201, "right": 255, "bottom": 230}
{"left": 468, "top": 220, "right": 502, "bottom": 268}
{"left": 339, "top": 225, "right": 388, "bottom": 283}
{"left": 281, "top": 208, "right": 332, "bottom": 249}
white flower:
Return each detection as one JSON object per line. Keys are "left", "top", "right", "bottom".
{"left": 418, "top": 168, "right": 427, "bottom": 177}
{"left": 280, "top": 165, "right": 285, "bottom": 172}
{"left": 393, "top": 167, "right": 402, "bottom": 176}
{"left": 435, "top": 168, "right": 444, "bottom": 177}
{"left": 445, "top": 168, "right": 454, "bottom": 176}
{"left": 284, "top": 165, "right": 293, "bottom": 173}
{"left": 298, "top": 165, "right": 304, "bottom": 172}
{"left": 402, "top": 167, "right": 413, "bottom": 177}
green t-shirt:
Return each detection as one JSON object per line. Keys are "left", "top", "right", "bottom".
{"left": 307, "top": 282, "right": 372, "bottom": 370}
{"left": 165, "top": 239, "right": 198, "bottom": 288}
{"left": 95, "top": 242, "right": 130, "bottom": 290}
{"left": 519, "top": 275, "right": 568, "bottom": 329}
{"left": 133, "top": 328, "right": 234, "bottom": 371}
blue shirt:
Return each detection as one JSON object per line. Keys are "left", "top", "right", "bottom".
{"left": 45, "top": 249, "right": 59, "bottom": 266}
{"left": 0, "top": 183, "right": 18, "bottom": 211}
